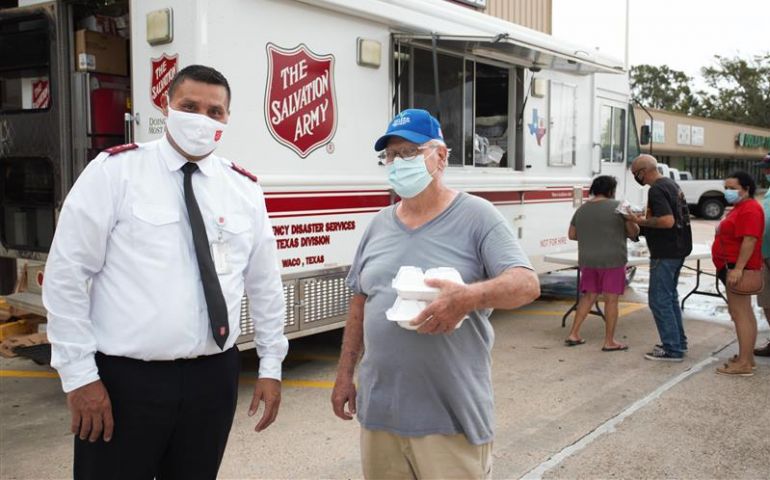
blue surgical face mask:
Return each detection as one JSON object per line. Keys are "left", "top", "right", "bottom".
{"left": 765, "top": 174, "right": 770, "bottom": 183}
{"left": 724, "top": 189, "right": 740, "bottom": 204}
{"left": 386, "top": 153, "right": 436, "bottom": 198}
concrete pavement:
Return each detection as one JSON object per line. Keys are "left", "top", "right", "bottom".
{"left": 2, "top": 219, "right": 769, "bottom": 478}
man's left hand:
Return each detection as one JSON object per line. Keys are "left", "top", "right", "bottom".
{"left": 248, "top": 378, "right": 281, "bottom": 432}
{"left": 411, "top": 279, "right": 473, "bottom": 335}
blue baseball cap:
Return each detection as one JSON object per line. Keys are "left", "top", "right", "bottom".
{"left": 374, "top": 109, "right": 444, "bottom": 151}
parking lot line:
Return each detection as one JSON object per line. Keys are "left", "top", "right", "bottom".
{"left": 0, "top": 369, "right": 336, "bottom": 389}
{"left": 0, "top": 369, "right": 59, "bottom": 379}
{"left": 239, "top": 377, "right": 334, "bottom": 389}
{"left": 516, "top": 302, "right": 647, "bottom": 318}
{"left": 519, "top": 355, "right": 719, "bottom": 479}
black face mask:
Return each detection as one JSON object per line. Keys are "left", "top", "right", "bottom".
{"left": 634, "top": 171, "right": 645, "bottom": 186}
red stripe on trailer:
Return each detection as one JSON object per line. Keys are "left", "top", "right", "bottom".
{"left": 265, "top": 189, "right": 389, "bottom": 196}
{"left": 269, "top": 208, "right": 383, "bottom": 219}
{"left": 265, "top": 194, "right": 391, "bottom": 213}
{"left": 262, "top": 187, "right": 579, "bottom": 215}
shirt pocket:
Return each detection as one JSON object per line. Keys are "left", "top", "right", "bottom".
{"left": 130, "top": 203, "right": 182, "bottom": 258}
{"left": 216, "top": 213, "right": 253, "bottom": 271}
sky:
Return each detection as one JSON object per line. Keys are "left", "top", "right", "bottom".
{"left": 552, "top": 0, "right": 769, "bottom": 88}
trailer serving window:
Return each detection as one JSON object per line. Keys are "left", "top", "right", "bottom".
{"left": 600, "top": 105, "right": 626, "bottom": 163}
{"left": 393, "top": 43, "right": 521, "bottom": 169}
{"left": 0, "top": 13, "right": 51, "bottom": 112}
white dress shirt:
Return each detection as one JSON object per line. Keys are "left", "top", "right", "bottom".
{"left": 43, "top": 137, "right": 288, "bottom": 392}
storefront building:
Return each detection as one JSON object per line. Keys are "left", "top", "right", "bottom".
{"left": 634, "top": 107, "right": 770, "bottom": 184}
{"left": 450, "top": 0, "right": 552, "bottom": 34}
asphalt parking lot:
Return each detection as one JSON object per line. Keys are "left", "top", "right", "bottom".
{"left": 1, "top": 219, "right": 769, "bottom": 479}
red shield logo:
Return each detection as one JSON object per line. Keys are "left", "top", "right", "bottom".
{"left": 150, "top": 53, "right": 179, "bottom": 112}
{"left": 265, "top": 43, "right": 337, "bottom": 158}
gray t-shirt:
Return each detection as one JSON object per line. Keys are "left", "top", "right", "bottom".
{"left": 346, "top": 192, "right": 532, "bottom": 445}
{"left": 569, "top": 199, "right": 628, "bottom": 268}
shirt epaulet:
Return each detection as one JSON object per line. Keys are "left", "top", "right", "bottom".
{"left": 104, "top": 143, "right": 139, "bottom": 156}
{"left": 230, "top": 162, "right": 258, "bottom": 183}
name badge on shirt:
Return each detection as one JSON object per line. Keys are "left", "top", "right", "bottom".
{"left": 211, "top": 241, "right": 231, "bottom": 274}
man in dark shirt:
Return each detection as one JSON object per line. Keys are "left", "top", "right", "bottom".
{"left": 627, "top": 154, "right": 693, "bottom": 361}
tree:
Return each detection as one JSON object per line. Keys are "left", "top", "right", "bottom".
{"left": 694, "top": 54, "right": 770, "bottom": 128}
{"left": 630, "top": 64, "right": 699, "bottom": 114}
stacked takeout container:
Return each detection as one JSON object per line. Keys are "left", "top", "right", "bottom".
{"left": 386, "top": 266, "right": 468, "bottom": 330}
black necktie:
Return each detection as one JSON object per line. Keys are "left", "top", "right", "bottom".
{"left": 181, "top": 162, "right": 229, "bottom": 349}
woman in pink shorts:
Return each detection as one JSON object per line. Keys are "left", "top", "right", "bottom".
{"left": 565, "top": 176, "right": 640, "bottom": 350}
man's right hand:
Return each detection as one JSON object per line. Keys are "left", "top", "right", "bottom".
{"left": 67, "top": 379, "right": 114, "bottom": 442}
{"left": 331, "top": 377, "right": 357, "bottom": 420}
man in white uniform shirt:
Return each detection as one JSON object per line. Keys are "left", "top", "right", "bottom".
{"left": 43, "top": 65, "right": 288, "bottom": 479}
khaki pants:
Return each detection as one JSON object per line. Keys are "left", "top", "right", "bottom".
{"left": 361, "top": 428, "right": 493, "bottom": 480}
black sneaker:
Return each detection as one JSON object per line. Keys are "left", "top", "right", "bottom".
{"left": 754, "top": 342, "right": 770, "bottom": 357}
{"left": 655, "top": 344, "right": 688, "bottom": 354}
{"left": 644, "top": 349, "right": 684, "bottom": 362}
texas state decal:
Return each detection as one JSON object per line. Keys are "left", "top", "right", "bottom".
{"left": 265, "top": 43, "right": 337, "bottom": 158}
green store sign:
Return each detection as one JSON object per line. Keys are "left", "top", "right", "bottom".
{"left": 736, "top": 133, "right": 770, "bottom": 149}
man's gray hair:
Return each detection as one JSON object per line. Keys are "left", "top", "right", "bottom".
{"left": 424, "top": 139, "right": 451, "bottom": 162}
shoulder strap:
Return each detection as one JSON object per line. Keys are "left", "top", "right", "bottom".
{"left": 104, "top": 143, "right": 138, "bottom": 156}
{"left": 230, "top": 162, "right": 258, "bottom": 183}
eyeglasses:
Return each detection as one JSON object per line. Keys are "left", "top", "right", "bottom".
{"left": 632, "top": 167, "right": 646, "bottom": 176}
{"left": 377, "top": 145, "right": 435, "bottom": 165}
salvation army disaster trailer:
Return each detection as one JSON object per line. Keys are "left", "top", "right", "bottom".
{"left": 0, "top": 0, "right": 644, "bottom": 343}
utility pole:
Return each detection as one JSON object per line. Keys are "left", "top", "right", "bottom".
{"left": 624, "top": 0, "right": 630, "bottom": 70}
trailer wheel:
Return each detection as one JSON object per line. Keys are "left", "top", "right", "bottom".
{"left": 698, "top": 198, "right": 725, "bottom": 220}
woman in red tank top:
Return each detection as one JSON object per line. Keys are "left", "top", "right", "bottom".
{"left": 711, "top": 171, "right": 764, "bottom": 376}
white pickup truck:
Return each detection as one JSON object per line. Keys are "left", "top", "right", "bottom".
{"left": 657, "top": 164, "right": 726, "bottom": 220}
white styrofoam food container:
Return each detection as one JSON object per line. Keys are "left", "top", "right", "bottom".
{"left": 385, "top": 297, "right": 466, "bottom": 331}
{"left": 391, "top": 266, "right": 465, "bottom": 301}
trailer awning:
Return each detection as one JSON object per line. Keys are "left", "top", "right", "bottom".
{"left": 394, "top": 34, "right": 625, "bottom": 75}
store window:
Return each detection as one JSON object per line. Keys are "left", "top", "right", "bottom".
{"left": 0, "top": 14, "right": 51, "bottom": 112}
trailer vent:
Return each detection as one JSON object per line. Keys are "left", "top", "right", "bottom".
{"left": 300, "top": 273, "right": 352, "bottom": 327}
{"left": 237, "top": 280, "right": 299, "bottom": 336}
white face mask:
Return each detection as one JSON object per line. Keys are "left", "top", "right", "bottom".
{"left": 165, "top": 107, "right": 227, "bottom": 157}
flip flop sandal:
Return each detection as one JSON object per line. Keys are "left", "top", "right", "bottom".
{"left": 716, "top": 364, "right": 754, "bottom": 377}
{"left": 564, "top": 339, "right": 586, "bottom": 347}
{"left": 602, "top": 345, "right": 629, "bottom": 352}
{"left": 728, "top": 355, "right": 757, "bottom": 370}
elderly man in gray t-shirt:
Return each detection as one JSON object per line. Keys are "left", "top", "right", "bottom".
{"left": 331, "top": 109, "right": 540, "bottom": 479}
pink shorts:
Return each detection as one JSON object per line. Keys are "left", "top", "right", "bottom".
{"left": 579, "top": 266, "right": 626, "bottom": 295}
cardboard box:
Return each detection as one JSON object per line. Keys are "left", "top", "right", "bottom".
{"left": 0, "top": 319, "right": 36, "bottom": 341}
{"left": 0, "top": 332, "right": 48, "bottom": 359}
{"left": 75, "top": 29, "right": 128, "bottom": 76}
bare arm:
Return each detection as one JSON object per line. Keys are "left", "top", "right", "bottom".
{"left": 734, "top": 236, "right": 758, "bottom": 271}
{"left": 413, "top": 267, "right": 540, "bottom": 334}
{"left": 624, "top": 219, "right": 640, "bottom": 239}
{"left": 630, "top": 213, "right": 675, "bottom": 229}
{"left": 568, "top": 224, "right": 577, "bottom": 241}
{"left": 331, "top": 294, "right": 366, "bottom": 420}
{"left": 727, "top": 236, "right": 758, "bottom": 287}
